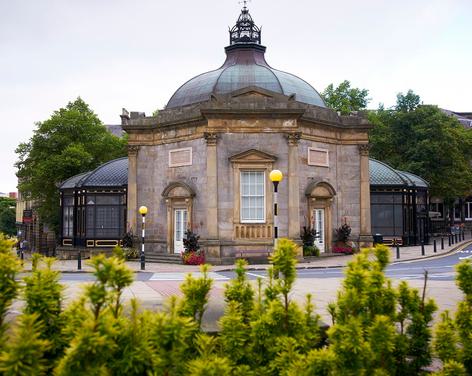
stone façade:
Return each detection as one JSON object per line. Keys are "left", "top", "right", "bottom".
{"left": 123, "top": 87, "right": 373, "bottom": 264}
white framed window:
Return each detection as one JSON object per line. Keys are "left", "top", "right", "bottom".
{"left": 429, "top": 203, "right": 444, "bottom": 219}
{"left": 308, "top": 147, "right": 329, "bottom": 167}
{"left": 169, "top": 147, "right": 192, "bottom": 167}
{"left": 465, "top": 202, "right": 472, "bottom": 220}
{"left": 240, "top": 171, "right": 265, "bottom": 223}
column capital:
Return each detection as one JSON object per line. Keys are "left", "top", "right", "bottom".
{"left": 286, "top": 132, "right": 302, "bottom": 146}
{"left": 128, "top": 145, "right": 140, "bottom": 156}
{"left": 204, "top": 132, "right": 218, "bottom": 146}
{"left": 358, "top": 143, "right": 371, "bottom": 156}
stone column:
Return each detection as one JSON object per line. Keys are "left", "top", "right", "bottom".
{"left": 287, "top": 133, "right": 301, "bottom": 239}
{"left": 204, "top": 132, "right": 220, "bottom": 259}
{"left": 358, "top": 144, "right": 372, "bottom": 245}
{"left": 127, "top": 145, "right": 139, "bottom": 235}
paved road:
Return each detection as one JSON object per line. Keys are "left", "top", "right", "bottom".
{"left": 11, "top": 245, "right": 468, "bottom": 330}
{"left": 57, "top": 243, "right": 472, "bottom": 283}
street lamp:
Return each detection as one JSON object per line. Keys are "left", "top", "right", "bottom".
{"left": 269, "top": 169, "right": 283, "bottom": 249}
{"left": 139, "top": 205, "right": 148, "bottom": 270}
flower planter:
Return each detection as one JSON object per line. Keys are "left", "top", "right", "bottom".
{"left": 332, "top": 246, "right": 353, "bottom": 255}
{"left": 181, "top": 250, "right": 205, "bottom": 265}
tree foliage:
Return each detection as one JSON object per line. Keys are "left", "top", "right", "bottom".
{"left": 434, "top": 260, "right": 472, "bottom": 375}
{"left": 0, "top": 198, "right": 16, "bottom": 237}
{"left": 321, "top": 80, "right": 370, "bottom": 115}
{"left": 369, "top": 91, "right": 472, "bottom": 200}
{"left": 15, "top": 98, "right": 127, "bottom": 232}
{"left": 0, "top": 239, "right": 464, "bottom": 374}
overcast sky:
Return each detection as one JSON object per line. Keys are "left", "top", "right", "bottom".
{"left": 1, "top": 0, "right": 471, "bottom": 193}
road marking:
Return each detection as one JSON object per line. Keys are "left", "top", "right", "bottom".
{"left": 149, "top": 272, "right": 229, "bottom": 281}
{"left": 297, "top": 270, "right": 343, "bottom": 275}
{"left": 247, "top": 272, "right": 267, "bottom": 279}
{"left": 459, "top": 255, "right": 472, "bottom": 260}
{"left": 429, "top": 272, "right": 456, "bottom": 279}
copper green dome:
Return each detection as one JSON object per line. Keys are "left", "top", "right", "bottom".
{"left": 166, "top": 7, "right": 326, "bottom": 109}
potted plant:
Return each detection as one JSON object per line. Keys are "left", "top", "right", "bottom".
{"left": 121, "top": 231, "right": 138, "bottom": 260}
{"left": 301, "top": 226, "right": 320, "bottom": 257}
{"left": 181, "top": 230, "right": 205, "bottom": 265}
{"left": 332, "top": 223, "right": 353, "bottom": 254}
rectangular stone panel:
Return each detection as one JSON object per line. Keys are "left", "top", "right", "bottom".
{"left": 169, "top": 147, "right": 192, "bottom": 167}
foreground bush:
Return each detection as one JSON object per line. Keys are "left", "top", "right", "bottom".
{"left": 0, "top": 236, "right": 463, "bottom": 375}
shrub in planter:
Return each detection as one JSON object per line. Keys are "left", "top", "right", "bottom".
{"left": 113, "top": 246, "right": 139, "bottom": 260}
{"left": 301, "top": 227, "right": 318, "bottom": 248}
{"left": 335, "top": 223, "right": 351, "bottom": 244}
{"left": 303, "top": 245, "right": 320, "bottom": 257}
{"left": 182, "top": 230, "right": 205, "bottom": 265}
{"left": 121, "top": 231, "right": 134, "bottom": 248}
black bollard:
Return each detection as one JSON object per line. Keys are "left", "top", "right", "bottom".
{"left": 140, "top": 253, "right": 145, "bottom": 271}
{"left": 78, "top": 250, "right": 82, "bottom": 270}
{"left": 421, "top": 241, "right": 425, "bottom": 256}
{"left": 451, "top": 234, "right": 455, "bottom": 245}
{"left": 433, "top": 239, "right": 437, "bottom": 253}
{"left": 396, "top": 244, "right": 400, "bottom": 259}
{"left": 20, "top": 250, "right": 24, "bottom": 261}
{"left": 441, "top": 237, "right": 444, "bottom": 250}
{"left": 455, "top": 233, "right": 458, "bottom": 243}
{"left": 462, "top": 230, "right": 465, "bottom": 241}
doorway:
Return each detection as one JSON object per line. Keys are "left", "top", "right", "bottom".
{"left": 313, "top": 208, "right": 325, "bottom": 252}
{"left": 173, "top": 209, "right": 188, "bottom": 254}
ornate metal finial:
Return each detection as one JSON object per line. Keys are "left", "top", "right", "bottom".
{"left": 229, "top": 1, "right": 261, "bottom": 45}
{"left": 239, "top": 0, "right": 250, "bottom": 10}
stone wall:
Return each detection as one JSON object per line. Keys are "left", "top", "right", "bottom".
{"left": 136, "top": 138, "right": 207, "bottom": 254}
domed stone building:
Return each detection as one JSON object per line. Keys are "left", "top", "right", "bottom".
{"left": 120, "top": 6, "right": 373, "bottom": 263}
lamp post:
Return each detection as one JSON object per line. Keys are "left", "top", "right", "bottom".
{"left": 139, "top": 205, "right": 148, "bottom": 270}
{"left": 269, "top": 169, "right": 283, "bottom": 249}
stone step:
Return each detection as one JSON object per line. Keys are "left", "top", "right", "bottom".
{"left": 145, "top": 253, "right": 183, "bottom": 264}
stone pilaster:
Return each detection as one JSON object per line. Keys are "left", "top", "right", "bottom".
{"left": 204, "top": 132, "right": 220, "bottom": 257}
{"left": 127, "top": 145, "right": 139, "bottom": 235}
{"left": 287, "top": 133, "right": 301, "bottom": 239}
{"left": 358, "top": 144, "right": 372, "bottom": 245}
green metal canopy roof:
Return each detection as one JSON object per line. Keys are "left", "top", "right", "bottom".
{"left": 60, "top": 158, "right": 128, "bottom": 189}
{"left": 369, "top": 159, "right": 428, "bottom": 188}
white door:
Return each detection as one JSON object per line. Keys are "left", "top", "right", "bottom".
{"left": 174, "top": 209, "right": 188, "bottom": 254}
{"left": 313, "top": 209, "right": 325, "bottom": 252}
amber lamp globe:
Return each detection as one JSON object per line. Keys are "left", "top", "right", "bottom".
{"left": 139, "top": 206, "right": 148, "bottom": 216}
{"left": 269, "top": 170, "right": 283, "bottom": 183}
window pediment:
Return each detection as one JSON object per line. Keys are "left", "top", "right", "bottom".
{"left": 229, "top": 149, "right": 277, "bottom": 164}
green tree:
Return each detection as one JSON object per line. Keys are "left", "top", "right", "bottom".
{"left": 321, "top": 80, "right": 370, "bottom": 115}
{"left": 15, "top": 98, "right": 127, "bottom": 232}
{"left": 0, "top": 198, "right": 16, "bottom": 237}
{"left": 22, "top": 254, "right": 65, "bottom": 363}
{"left": 369, "top": 93, "right": 472, "bottom": 202}
{"left": 434, "top": 260, "right": 472, "bottom": 374}
{"left": 0, "top": 234, "right": 21, "bottom": 340}
{"left": 396, "top": 90, "right": 421, "bottom": 112}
